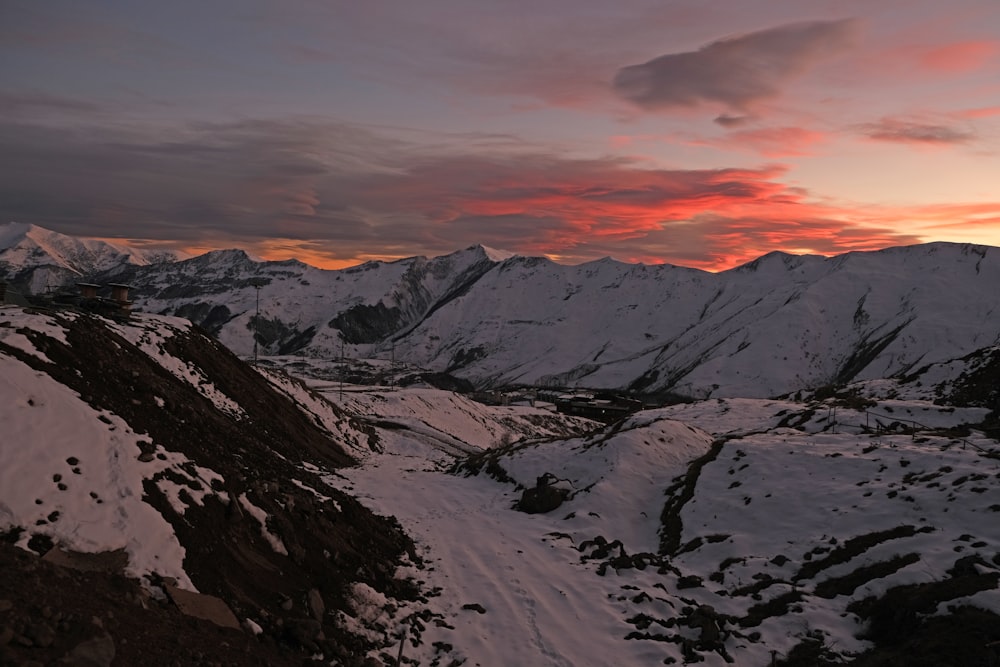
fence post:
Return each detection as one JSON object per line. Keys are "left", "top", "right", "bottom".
{"left": 396, "top": 627, "right": 407, "bottom": 666}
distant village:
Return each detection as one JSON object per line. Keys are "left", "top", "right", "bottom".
{"left": 472, "top": 388, "right": 646, "bottom": 423}
{"left": 0, "top": 280, "right": 133, "bottom": 319}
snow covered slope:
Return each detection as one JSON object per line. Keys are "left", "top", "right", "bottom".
{"left": 3, "top": 303, "right": 999, "bottom": 665}
{"left": 5, "top": 224, "right": 999, "bottom": 400}
{"left": 320, "top": 387, "right": 1000, "bottom": 666}
{"left": 396, "top": 244, "right": 1000, "bottom": 397}
{"left": 96, "top": 243, "right": 500, "bottom": 362}
{"left": 115, "top": 239, "right": 1000, "bottom": 398}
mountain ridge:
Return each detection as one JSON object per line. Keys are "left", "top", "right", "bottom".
{"left": 0, "top": 222, "right": 190, "bottom": 293}
{"left": 3, "top": 223, "right": 998, "bottom": 399}
{"left": 2, "top": 289, "right": 999, "bottom": 665}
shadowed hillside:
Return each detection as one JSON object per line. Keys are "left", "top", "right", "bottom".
{"left": 0, "top": 307, "right": 424, "bottom": 665}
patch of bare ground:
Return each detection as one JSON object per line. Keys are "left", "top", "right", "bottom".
{"left": 793, "top": 525, "right": 931, "bottom": 581}
{"left": 812, "top": 553, "right": 921, "bottom": 599}
{"left": 659, "top": 439, "right": 726, "bottom": 556}
{"left": 0, "top": 538, "right": 301, "bottom": 666}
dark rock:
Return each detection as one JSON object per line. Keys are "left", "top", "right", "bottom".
{"left": 307, "top": 588, "right": 325, "bottom": 622}
{"left": 62, "top": 633, "right": 116, "bottom": 667}
{"left": 163, "top": 584, "right": 240, "bottom": 630}
{"left": 286, "top": 618, "right": 323, "bottom": 650}
{"left": 689, "top": 605, "right": 724, "bottom": 645}
{"left": 42, "top": 548, "right": 128, "bottom": 574}
{"left": 516, "top": 474, "right": 570, "bottom": 514}
{"left": 949, "top": 554, "right": 988, "bottom": 578}
{"left": 462, "top": 603, "right": 486, "bottom": 614}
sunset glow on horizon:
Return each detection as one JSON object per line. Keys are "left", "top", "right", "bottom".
{"left": 3, "top": 1, "right": 999, "bottom": 270}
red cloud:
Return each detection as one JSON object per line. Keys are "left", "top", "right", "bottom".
{"left": 334, "top": 154, "right": 937, "bottom": 270}
{"left": 175, "top": 149, "right": 996, "bottom": 272}
{"left": 957, "top": 106, "right": 1000, "bottom": 119}
{"left": 920, "top": 40, "right": 999, "bottom": 73}
{"left": 708, "top": 126, "right": 829, "bottom": 158}
{"left": 4, "top": 115, "right": 995, "bottom": 273}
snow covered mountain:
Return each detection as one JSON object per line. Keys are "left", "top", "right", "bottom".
{"left": 0, "top": 305, "right": 593, "bottom": 664}
{"left": 0, "top": 222, "right": 188, "bottom": 293}
{"left": 2, "top": 304, "right": 999, "bottom": 665}
{"left": 4, "top": 223, "right": 999, "bottom": 399}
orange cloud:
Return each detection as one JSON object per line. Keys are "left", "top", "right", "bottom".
{"left": 250, "top": 239, "right": 409, "bottom": 269}
{"left": 920, "top": 40, "right": 1000, "bottom": 73}
{"left": 7, "top": 115, "right": 998, "bottom": 274}
{"left": 957, "top": 105, "right": 1000, "bottom": 119}
{"left": 320, "top": 154, "right": 950, "bottom": 270}
{"left": 182, "top": 155, "right": 1000, "bottom": 272}
{"left": 705, "top": 126, "right": 829, "bottom": 158}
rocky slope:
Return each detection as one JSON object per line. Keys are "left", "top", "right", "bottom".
{"left": 0, "top": 307, "right": 420, "bottom": 665}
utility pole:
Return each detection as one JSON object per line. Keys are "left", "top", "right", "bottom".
{"left": 390, "top": 339, "right": 395, "bottom": 391}
{"left": 250, "top": 278, "right": 266, "bottom": 364}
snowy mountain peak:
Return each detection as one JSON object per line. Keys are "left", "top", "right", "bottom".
{"left": 477, "top": 244, "right": 516, "bottom": 263}
{"left": 189, "top": 248, "right": 254, "bottom": 266}
{"left": 0, "top": 222, "right": 189, "bottom": 292}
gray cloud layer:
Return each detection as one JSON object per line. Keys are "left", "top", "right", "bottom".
{"left": 0, "top": 111, "right": 920, "bottom": 267}
{"left": 613, "top": 19, "right": 860, "bottom": 113}
{"left": 857, "top": 118, "right": 974, "bottom": 144}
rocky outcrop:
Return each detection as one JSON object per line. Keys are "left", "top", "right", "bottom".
{"left": 516, "top": 473, "right": 572, "bottom": 514}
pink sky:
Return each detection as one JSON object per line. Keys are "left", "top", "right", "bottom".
{"left": 2, "top": 0, "right": 999, "bottom": 270}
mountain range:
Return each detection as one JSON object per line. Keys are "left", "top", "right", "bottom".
{"left": 2, "top": 221, "right": 999, "bottom": 400}
{"left": 3, "top": 221, "right": 1000, "bottom": 665}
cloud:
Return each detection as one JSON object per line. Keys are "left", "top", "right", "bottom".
{"left": 0, "top": 115, "right": 982, "bottom": 271}
{"left": 957, "top": 106, "right": 1000, "bottom": 119}
{"left": 919, "top": 40, "right": 999, "bottom": 73}
{"left": 700, "top": 126, "right": 829, "bottom": 158}
{"left": 564, "top": 213, "right": 924, "bottom": 271}
{"left": 857, "top": 117, "right": 974, "bottom": 145}
{"left": 613, "top": 19, "right": 860, "bottom": 113}
{"left": 0, "top": 92, "right": 105, "bottom": 119}
{"left": 714, "top": 114, "right": 751, "bottom": 128}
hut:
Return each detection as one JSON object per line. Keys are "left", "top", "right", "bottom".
{"left": 106, "top": 283, "right": 133, "bottom": 316}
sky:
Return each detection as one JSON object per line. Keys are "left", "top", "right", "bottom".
{"left": 2, "top": 0, "right": 999, "bottom": 270}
